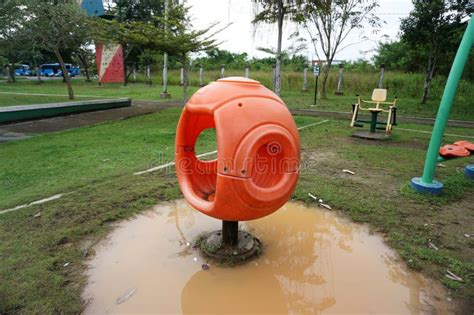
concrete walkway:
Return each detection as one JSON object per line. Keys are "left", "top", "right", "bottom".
{"left": 0, "top": 100, "right": 183, "bottom": 142}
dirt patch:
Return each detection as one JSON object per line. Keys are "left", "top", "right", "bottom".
{"left": 431, "top": 196, "right": 474, "bottom": 262}
{"left": 301, "top": 148, "right": 402, "bottom": 196}
{"left": 347, "top": 136, "right": 429, "bottom": 151}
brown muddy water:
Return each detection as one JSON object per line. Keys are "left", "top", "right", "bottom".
{"left": 83, "top": 200, "right": 453, "bottom": 314}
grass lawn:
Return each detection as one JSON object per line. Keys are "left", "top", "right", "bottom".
{"left": 0, "top": 107, "right": 473, "bottom": 313}
{"left": 0, "top": 93, "right": 92, "bottom": 107}
{"left": 0, "top": 80, "right": 195, "bottom": 106}
{"left": 1, "top": 77, "right": 473, "bottom": 120}
{"left": 0, "top": 108, "right": 191, "bottom": 210}
{"left": 281, "top": 90, "right": 474, "bottom": 121}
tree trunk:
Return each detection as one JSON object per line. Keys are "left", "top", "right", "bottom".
{"left": 78, "top": 53, "right": 91, "bottom": 82}
{"left": 182, "top": 57, "right": 189, "bottom": 101}
{"left": 36, "top": 65, "right": 42, "bottom": 84}
{"left": 7, "top": 64, "right": 16, "bottom": 83}
{"left": 125, "top": 66, "right": 133, "bottom": 84}
{"left": 5, "top": 65, "right": 11, "bottom": 83}
{"left": 147, "top": 65, "right": 152, "bottom": 86}
{"left": 124, "top": 63, "right": 128, "bottom": 86}
{"left": 321, "top": 62, "right": 330, "bottom": 99}
{"left": 123, "top": 46, "right": 134, "bottom": 87}
{"left": 275, "top": 1, "right": 284, "bottom": 96}
{"left": 422, "top": 56, "right": 436, "bottom": 104}
{"left": 84, "top": 64, "right": 91, "bottom": 82}
{"left": 10, "top": 65, "right": 16, "bottom": 83}
{"left": 54, "top": 48, "right": 74, "bottom": 100}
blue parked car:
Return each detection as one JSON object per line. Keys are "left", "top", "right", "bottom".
{"left": 40, "top": 63, "right": 59, "bottom": 77}
{"left": 40, "top": 63, "right": 80, "bottom": 77}
{"left": 70, "top": 66, "right": 81, "bottom": 76}
{"left": 14, "top": 64, "right": 32, "bottom": 76}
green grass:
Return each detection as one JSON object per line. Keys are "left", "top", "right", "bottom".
{"left": 0, "top": 108, "right": 208, "bottom": 210}
{"left": 163, "top": 68, "right": 473, "bottom": 99}
{"left": 0, "top": 79, "right": 195, "bottom": 106}
{"left": 0, "top": 108, "right": 473, "bottom": 313}
{"left": 0, "top": 108, "right": 321, "bottom": 210}
{"left": 165, "top": 68, "right": 473, "bottom": 120}
{"left": 280, "top": 90, "right": 474, "bottom": 121}
{"left": 1, "top": 69, "right": 473, "bottom": 119}
{"left": 0, "top": 93, "right": 92, "bottom": 107}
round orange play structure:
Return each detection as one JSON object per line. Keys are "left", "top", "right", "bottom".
{"left": 454, "top": 140, "right": 474, "bottom": 151}
{"left": 175, "top": 77, "right": 300, "bottom": 221}
{"left": 439, "top": 144, "right": 470, "bottom": 158}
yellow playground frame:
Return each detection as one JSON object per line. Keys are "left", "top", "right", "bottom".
{"left": 350, "top": 89, "right": 398, "bottom": 134}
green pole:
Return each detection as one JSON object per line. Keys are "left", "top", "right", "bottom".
{"left": 421, "top": 16, "right": 474, "bottom": 184}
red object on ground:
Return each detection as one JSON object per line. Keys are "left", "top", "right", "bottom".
{"left": 439, "top": 144, "right": 471, "bottom": 158}
{"left": 95, "top": 43, "right": 124, "bottom": 83}
{"left": 454, "top": 140, "right": 474, "bottom": 151}
{"left": 175, "top": 77, "right": 300, "bottom": 221}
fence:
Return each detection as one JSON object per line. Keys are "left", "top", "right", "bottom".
{"left": 122, "top": 64, "right": 472, "bottom": 99}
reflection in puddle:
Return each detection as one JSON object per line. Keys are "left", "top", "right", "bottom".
{"left": 83, "top": 200, "right": 452, "bottom": 314}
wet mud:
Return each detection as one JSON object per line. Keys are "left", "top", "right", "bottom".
{"left": 83, "top": 200, "right": 453, "bottom": 314}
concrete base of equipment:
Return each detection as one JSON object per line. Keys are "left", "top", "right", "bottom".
{"left": 198, "top": 230, "right": 261, "bottom": 265}
{"left": 465, "top": 165, "right": 474, "bottom": 179}
{"left": 352, "top": 130, "right": 391, "bottom": 140}
{"left": 160, "top": 92, "right": 171, "bottom": 98}
{"left": 410, "top": 177, "right": 444, "bottom": 195}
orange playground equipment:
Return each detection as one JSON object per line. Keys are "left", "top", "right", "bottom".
{"left": 175, "top": 77, "right": 300, "bottom": 223}
{"left": 439, "top": 141, "right": 474, "bottom": 159}
{"left": 175, "top": 77, "right": 300, "bottom": 261}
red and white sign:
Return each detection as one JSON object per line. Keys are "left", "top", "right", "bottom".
{"left": 95, "top": 43, "right": 124, "bottom": 83}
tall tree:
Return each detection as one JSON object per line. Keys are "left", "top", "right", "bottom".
{"left": 112, "top": 0, "right": 164, "bottom": 23}
{"left": 195, "top": 48, "right": 249, "bottom": 70}
{"left": 400, "top": 0, "right": 471, "bottom": 103}
{"left": 0, "top": 0, "right": 31, "bottom": 82}
{"left": 164, "top": 4, "right": 220, "bottom": 100}
{"left": 105, "top": 0, "right": 166, "bottom": 84}
{"left": 373, "top": 40, "right": 422, "bottom": 72}
{"left": 300, "top": 0, "right": 380, "bottom": 99}
{"left": 73, "top": 46, "right": 95, "bottom": 82}
{"left": 252, "top": 0, "right": 302, "bottom": 96}
{"left": 24, "top": 2, "right": 91, "bottom": 99}
{"left": 93, "top": 2, "right": 219, "bottom": 96}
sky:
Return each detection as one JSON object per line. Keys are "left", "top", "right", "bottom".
{"left": 187, "top": 0, "right": 414, "bottom": 62}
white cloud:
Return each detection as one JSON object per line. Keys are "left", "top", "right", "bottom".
{"left": 187, "top": 0, "right": 414, "bottom": 62}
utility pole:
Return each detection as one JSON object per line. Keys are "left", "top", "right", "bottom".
{"left": 378, "top": 64, "right": 385, "bottom": 89}
{"left": 312, "top": 61, "right": 320, "bottom": 106}
{"left": 199, "top": 64, "right": 204, "bottom": 86}
{"left": 335, "top": 63, "right": 344, "bottom": 95}
{"left": 161, "top": 0, "right": 171, "bottom": 98}
{"left": 302, "top": 66, "right": 308, "bottom": 92}
{"left": 220, "top": 64, "right": 225, "bottom": 78}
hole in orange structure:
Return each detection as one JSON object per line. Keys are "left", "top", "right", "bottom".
{"left": 190, "top": 128, "right": 217, "bottom": 202}
{"left": 195, "top": 128, "right": 217, "bottom": 161}
{"left": 251, "top": 143, "right": 285, "bottom": 188}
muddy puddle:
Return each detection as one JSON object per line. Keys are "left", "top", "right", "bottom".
{"left": 83, "top": 200, "right": 453, "bottom": 314}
